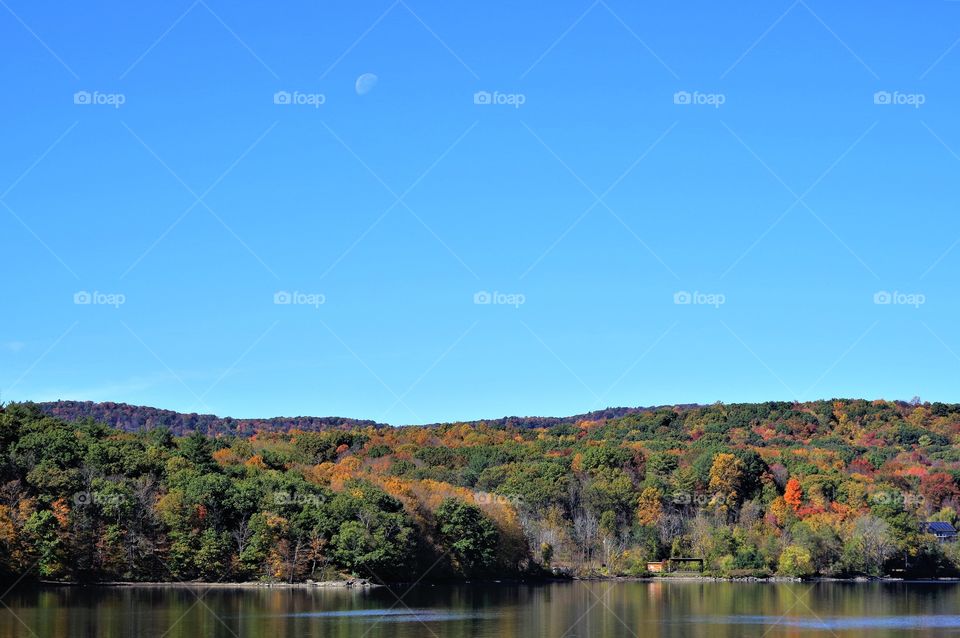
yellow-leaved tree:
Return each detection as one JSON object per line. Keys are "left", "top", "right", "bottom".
{"left": 708, "top": 453, "right": 744, "bottom": 512}
{"left": 636, "top": 487, "right": 663, "bottom": 527}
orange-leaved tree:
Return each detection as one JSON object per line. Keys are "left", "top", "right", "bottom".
{"left": 784, "top": 478, "right": 803, "bottom": 512}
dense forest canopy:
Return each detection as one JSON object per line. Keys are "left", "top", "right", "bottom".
{"left": 38, "top": 401, "right": 384, "bottom": 436}
{"left": 4, "top": 398, "right": 960, "bottom": 583}
{"left": 37, "top": 400, "right": 671, "bottom": 435}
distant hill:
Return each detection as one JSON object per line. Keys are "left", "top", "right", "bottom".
{"left": 36, "top": 400, "right": 382, "bottom": 436}
{"left": 34, "top": 400, "right": 680, "bottom": 435}
{"left": 436, "top": 405, "right": 699, "bottom": 430}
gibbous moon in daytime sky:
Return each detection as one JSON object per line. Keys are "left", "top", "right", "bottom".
{"left": 355, "top": 73, "right": 378, "bottom": 95}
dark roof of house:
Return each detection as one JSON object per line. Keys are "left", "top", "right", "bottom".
{"left": 923, "top": 521, "right": 958, "bottom": 534}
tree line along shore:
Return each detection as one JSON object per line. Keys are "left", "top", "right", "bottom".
{"left": 3, "top": 399, "right": 960, "bottom": 584}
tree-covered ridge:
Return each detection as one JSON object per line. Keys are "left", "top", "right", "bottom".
{"left": 38, "top": 401, "right": 384, "bottom": 436}
{"left": 37, "top": 400, "right": 675, "bottom": 435}
{"left": 4, "top": 398, "right": 960, "bottom": 583}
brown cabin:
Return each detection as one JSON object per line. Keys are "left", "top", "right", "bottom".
{"left": 647, "top": 558, "right": 704, "bottom": 573}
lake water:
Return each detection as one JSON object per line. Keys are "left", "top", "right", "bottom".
{"left": 3, "top": 581, "right": 960, "bottom": 637}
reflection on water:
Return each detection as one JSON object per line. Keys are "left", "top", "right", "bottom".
{"left": 3, "top": 581, "right": 960, "bottom": 637}
{"left": 706, "top": 614, "right": 960, "bottom": 630}
{"left": 286, "top": 608, "right": 492, "bottom": 622}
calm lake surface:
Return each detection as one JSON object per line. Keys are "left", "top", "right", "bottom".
{"left": 4, "top": 581, "right": 960, "bottom": 637}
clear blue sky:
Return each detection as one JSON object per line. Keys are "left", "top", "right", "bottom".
{"left": 2, "top": 0, "right": 960, "bottom": 424}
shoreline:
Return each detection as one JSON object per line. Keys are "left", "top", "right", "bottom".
{"left": 28, "top": 576, "right": 960, "bottom": 589}
{"left": 573, "top": 575, "right": 960, "bottom": 584}
{"left": 35, "top": 579, "right": 381, "bottom": 589}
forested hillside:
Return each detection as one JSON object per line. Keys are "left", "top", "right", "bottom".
{"left": 38, "top": 401, "right": 383, "bottom": 436}
{"left": 4, "top": 399, "right": 960, "bottom": 583}
{"left": 36, "top": 401, "right": 664, "bottom": 436}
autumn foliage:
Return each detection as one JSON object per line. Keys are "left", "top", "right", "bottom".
{"left": 4, "top": 398, "right": 960, "bottom": 582}
{"left": 784, "top": 479, "right": 803, "bottom": 511}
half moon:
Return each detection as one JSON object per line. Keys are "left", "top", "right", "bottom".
{"left": 355, "top": 73, "right": 378, "bottom": 96}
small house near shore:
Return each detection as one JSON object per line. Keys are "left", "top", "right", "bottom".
{"left": 921, "top": 521, "right": 958, "bottom": 542}
{"left": 646, "top": 558, "right": 705, "bottom": 574}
